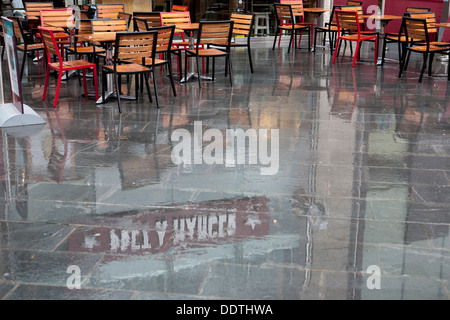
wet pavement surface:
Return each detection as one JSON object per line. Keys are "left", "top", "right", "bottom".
{"left": 0, "top": 37, "right": 449, "bottom": 300}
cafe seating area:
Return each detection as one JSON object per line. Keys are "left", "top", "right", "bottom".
{"left": 0, "top": 0, "right": 449, "bottom": 300}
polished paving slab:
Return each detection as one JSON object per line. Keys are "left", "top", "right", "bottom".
{"left": 0, "top": 37, "right": 449, "bottom": 300}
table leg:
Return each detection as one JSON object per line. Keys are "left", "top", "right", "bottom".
{"left": 180, "top": 32, "right": 212, "bottom": 83}
{"left": 377, "top": 21, "right": 386, "bottom": 66}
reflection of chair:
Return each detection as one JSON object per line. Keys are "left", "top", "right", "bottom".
{"left": 211, "top": 12, "right": 254, "bottom": 73}
{"left": 332, "top": 9, "right": 378, "bottom": 67}
{"left": 96, "top": 4, "right": 124, "bottom": 19}
{"left": 101, "top": 31, "right": 158, "bottom": 113}
{"left": 39, "top": 27, "right": 99, "bottom": 108}
{"left": 272, "top": 3, "right": 311, "bottom": 52}
{"left": 398, "top": 16, "right": 450, "bottom": 83}
{"left": 9, "top": 16, "right": 45, "bottom": 80}
{"left": 185, "top": 20, "right": 234, "bottom": 86}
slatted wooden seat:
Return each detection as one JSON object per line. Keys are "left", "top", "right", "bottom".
{"left": 185, "top": 20, "right": 234, "bottom": 86}
{"left": 96, "top": 4, "right": 124, "bottom": 19}
{"left": 398, "top": 16, "right": 450, "bottom": 82}
{"left": 272, "top": 3, "right": 311, "bottom": 52}
{"left": 332, "top": 9, "right": 379, "bottom": 67}
{"left": 39, "top": 27, "right": 99, "bottom": 108}
{"left": 101, "top": 31, "right": 159, "bottom": 112}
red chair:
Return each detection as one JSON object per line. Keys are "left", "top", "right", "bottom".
{"left": 171, "top": 5, "right": 189, "bottom": 12}
{"left": 39, "top": 27, "right": 99, "bottom": 108}
{"left": 332, "top": 9, "right": 378, "bottom": 67}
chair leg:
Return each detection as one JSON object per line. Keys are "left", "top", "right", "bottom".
{"left": 43, "top": 65, "right": 51, "bottom": 100}
{"left": 419, "top": 53, "right": 428, "bottom": 83}
{"left": 53, "top": 71, "right": 63, "bottom": 108}
{"left": 20, "top": 50, "right": 26, "bottom": 81}
{"left": 82, "top": 69, "right": 88, "bottom": 98}
{"left": 352, "top": 41, "right": 360, "bottom": 67}
{"left": 332, "top": 39, "right": 341, "bottom": 64}
{"left": 428, "top": 52, "right": 435, "bottom": 77}
{"left": 196, "top": 56, "right": 201, "bottom": 87}
{"left": 167, "top": 61, "right": 177, "bottom": 97}
{"left": 398, "top": 48, "right": 409, "bottom": 78}
{"left": 92, "top": 65, "right": 99, "bottom": 101}
{"left": 272, "top": 28, "right": 279, "bottom": 50}
{"left": 151, "top": 70, "right": 160, "bottom": 108}
{"left": 114, "top": 73, "right": 122, "bottom": 113}
{"left": 228, "top": 54, "right": 233, "bottom": 86}
{"left": 143, "top": 72, "right": 153, "bottom": 104}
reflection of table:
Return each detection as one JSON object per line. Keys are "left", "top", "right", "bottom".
{"left": 362, "top": 14, "right": 402, "bottom": 65}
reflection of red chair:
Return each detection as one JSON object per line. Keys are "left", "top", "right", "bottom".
{"left": 39, "top": 27, "right": 99, "bottom": 108}
{"left": 332, "top": 9, "right": 378, "bottom": 67}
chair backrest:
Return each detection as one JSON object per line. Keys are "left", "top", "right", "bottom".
{"left": 408, "top": 12, "right": 437, "bottom": 34}
{"left": 39, "top": 26, "right": 63, "bottom": 63}
{"left": 149, "top": 25, "right": 175, "bottom": 53}
{"left": 96, "top": 4, "right": 125, "bottom": 19}
{"left": 197, "top": 20, "right": 234, "bottom": 49}
{"left": 133, "top": 12, "right": 162, "bottom": 28}
{"left": 347, "top": 1, "right": 362, "bottom": 5}
{"left": 40, "top": 8, "right": 74, "bottom": 32}
{"left": 406, "top": 7, "right": 431, "bottom": 13}
{"left": 403, "top": 16, "right": 430, "bottom": 44}
{"left": 160, "top": 11, "right": 191, "bottom": 27}
{"left": 341, "top": 5, "right": 364, "bottom": 24}
{"left": 274, "top": 4, "right": 295, "bottom": 24}
{"left": 76, "top": 19, "right": 93, "bottom": 35}
{"left": 8, "top": 16, "right": 26, "bottom": 43}
{"left": 24, "top": 2, "right": 54, "bottom": 19}
{"left": 91, "top": 18, "right": 128, "bottom": 32}
{"left": 171, "top": 5, "right": 189, "bottom": 12}
{"left": 230, "top": 12, "right": 253, "bottom": 38}
{"left": 335, "top": 9, "right": 361, "bottom": 34}
{"left": 134, "top": 16, "right": 149, "bottom": 31}
{"left": 113, "top": 31, "right": 158, "bottom": 65}
{"left": 118, "top": 12, "right": 132, "bottom": 28}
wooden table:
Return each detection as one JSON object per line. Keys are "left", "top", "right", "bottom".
{"left": 362, "top": 14, "right": 402, "bottom": 65}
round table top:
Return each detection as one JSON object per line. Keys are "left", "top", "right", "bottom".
{"left": 362, "top": 14, "right": 403, "bottom": 21}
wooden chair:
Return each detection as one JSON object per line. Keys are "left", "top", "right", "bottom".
{"left": 96, "top": 4, "right": 124, "bottom": 19}
{"left": 136, "top": 25, "right": 178, "bottom": 99}
{"left": 277, "top": 0, "right": 313, "bottom": 48}
{"left": 332, "top": 9, "right": 378, "bottom": 67}
{"left": 101, "top": 31, "right": 159, "bottom": 113}
{"left": 9, "top": 16, "right": 45, "bottom": 80}
{"left": 24, "top": 2, "right": 54, "bottom": 19}
{"left": 160, "top": 11, "right": 192, "bottom": 47}
{"left": 210, "top": 12, "right": 254, "bottom": 73}
{"left": 171, "top": 5, "right": 189, "bottom": 12}
{"left": 39, "top": 27, "right": 99, "bottom": 108}
{"left": 133, "top": 12, "right": 162, "bottom": 29}
{"left": 272, "top": 3, "right": 311, "bottom": 52}
{"left": 185, "top": 20, "right": 234, "bottom": 87}
{"left": 134, "top": 17, "right": 182, "bottom": 78}
{"left": 91, "top": 18, "right": 129, "bottom": 33}
{"left": 313, "top": 5, "right": 340, "bottom": 52}
{"left": 383, "top": 9, "right": 433, "bottom": 66}
{"left": 118, "top": 12, "right": 132, "bottom": 29}
{"left": 39, "top": 9, "right": 74, "bottom": 58}
{"left": 398, "top": 16, "right": 450, "bottom": 83}
{"left": 346, "top": 1, "right": 362, "bottom": 5}
{"left": 65, "top": 19, "right": 105, "bottom": 65}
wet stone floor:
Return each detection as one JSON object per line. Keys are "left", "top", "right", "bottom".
{"left": 0, "top": 37, "right": 449, "bottom": 300}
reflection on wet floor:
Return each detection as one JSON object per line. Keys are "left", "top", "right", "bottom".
{"left": 0, "top": 38, "right": 449, "bottom": 300}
